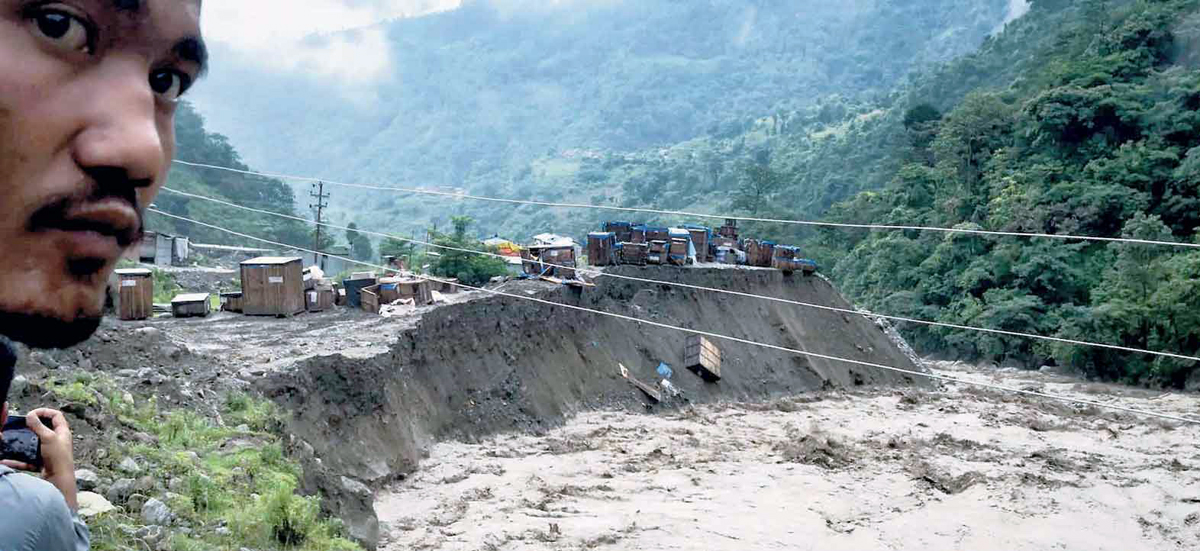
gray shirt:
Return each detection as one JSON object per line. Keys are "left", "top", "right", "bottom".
{"left": 0, "top": 465, "right": 90, "bottom": 550}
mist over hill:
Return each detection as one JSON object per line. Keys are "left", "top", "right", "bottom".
{"left": 186, "top": 0, "right": 1012, "bottom": 232}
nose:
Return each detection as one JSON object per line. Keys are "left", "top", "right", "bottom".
{"left": 70, "top": 57, "right": 166, "bottom": 189}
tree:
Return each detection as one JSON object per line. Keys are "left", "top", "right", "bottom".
{"left": 429, "top": 216, "right": 508, "bottom": 286}
{"left": 345, "top": 222, "right": 375, "bottom": 261}
{"left": 732, "top": 164, "right": 785, "bottom": 215}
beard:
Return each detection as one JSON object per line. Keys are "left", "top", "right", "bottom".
{"left": 0, "top": 311, "right": 101, "bottom": 349}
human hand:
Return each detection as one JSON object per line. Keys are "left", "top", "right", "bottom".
{"left": 0, "top": 409, "right": 78, "bottom": 510}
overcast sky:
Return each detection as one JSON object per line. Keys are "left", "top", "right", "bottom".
{"left": 201, "top": 0, "right": 461, "bottom": 83}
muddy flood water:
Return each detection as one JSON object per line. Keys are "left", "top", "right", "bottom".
{"left": 375, "top": 362, "right": 1200, "bottom": 551}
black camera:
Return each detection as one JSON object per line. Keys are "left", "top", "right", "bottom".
{"left": 1, "top": 416, "right": 46, "bottom": 471}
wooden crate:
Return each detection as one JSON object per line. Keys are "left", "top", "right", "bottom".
{"left": 684, "top": 335, "right": 722, "bottom": 382}
{"left": 687, "top": 229, "right": 710, "bottom": 263}
{"left": 306, "top": 288, "right": 335, "bottom": 312}
{"left": 171, "top": 293, "right": 211, "bottom": 318}
{"left": 361, "top": 284, "right": 381, "bottom": 314}
{"left": 603, "top": 222, "right": 633, "bottom": 243}
{"left": 240, "top": 257, "right": 305, "bottom": 317}
{"left": 115, "top": 269, "right": 153, "bottom": 321}
{"left": 619, "top": 242, "right": 648, "bottom": 265}
{"left": 220, "top": 292, "right": 244, "bottom": 313}
{"left": 647, "top": 240, "right": 668, "bottom": 265}
{"left": 588, "top": 232, "right": 618, "bottom": 266}
{"left": 668, "top": 238, "right": 690, "bottom": 266}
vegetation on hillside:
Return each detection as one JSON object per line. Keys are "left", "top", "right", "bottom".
{"left": 189, "top": 0, "right": 1015, "bottom": 241}
{"left": 815, "top": 0, "right": 1200, "bottom": 387}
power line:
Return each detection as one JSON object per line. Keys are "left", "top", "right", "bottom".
{"left": 147, "top": 207, "right": 1200, "bottom": 425}
{"left": 172, "top": 159, "right": 1200, "bottom": 250}
{"left": 158, "top": 186, "right": 1200, "bottom": 365}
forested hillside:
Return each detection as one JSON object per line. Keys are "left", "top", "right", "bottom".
{"left": 188, "top": 0, "right": 1014, "bottom": 236}
{"left": 812, "top": 0, "right": 1200, "bottom": 387}
{"left": 149, "top": 104, "right": 310, "bottom": 249}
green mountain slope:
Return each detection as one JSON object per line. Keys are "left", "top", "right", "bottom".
{"left": 149, "top": 103, "right": 310, "bottom": 249}
{"left": 187, "top": 0, "right": 1013, "bottom": 236}
{"left": 815, "top": 0, "right": 1200, "bottom": 387}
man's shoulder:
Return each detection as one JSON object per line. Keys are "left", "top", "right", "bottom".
{"left": 0, "top": 465, "right": 73, "bottom": 521}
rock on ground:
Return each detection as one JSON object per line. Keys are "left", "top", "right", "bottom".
{"left": 141, "top": 497, "right": 174, "bottom": 526}
{"left": 77, "top": 492, "right": 116, "bottom": 518}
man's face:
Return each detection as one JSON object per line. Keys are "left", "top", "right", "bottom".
{"left": 0, "top": 0, "right": 204, "bottom": 347}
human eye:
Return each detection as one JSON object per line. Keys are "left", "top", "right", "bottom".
{"left": 149, "top": 69, "right": 193, "bottom": 102}
{"left": 23, "top": 3, "right": 96, "bottom": 55}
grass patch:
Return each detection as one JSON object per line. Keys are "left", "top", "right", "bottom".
{"left": 80, "top": 380, "right": 361, "bottom": 551}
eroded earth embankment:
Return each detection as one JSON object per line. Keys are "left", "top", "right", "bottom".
{"left": 262, "top": 267, "right": 929, "bottom": 546}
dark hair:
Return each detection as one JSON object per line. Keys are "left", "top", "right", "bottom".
{"left": 0, "top": 336, "right": 15, "bottom": 405}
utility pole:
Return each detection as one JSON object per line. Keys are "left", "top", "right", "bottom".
{"left": 309, "top": 181, "right": 330, "bottom": 270}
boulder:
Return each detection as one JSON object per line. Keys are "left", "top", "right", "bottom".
{"left": 141, "top": 498, "right": 175, "bottom": 526}
{"left": 75, "top": 469, "right": 100, "bottom": 492}
{"left": 9, "top": 375, "right": 29, "bottom": 398}
{"left": 118, "top": 457, "right": 141, "bottom": 474}
{"left": 1187, "top": 369, "right": 1200, "bottom": 393}
{"left": 106, "top": 478, "right": 136, "bottom": 504}
{"left": 77, "top": 492, "right": 116, "bottom": 518}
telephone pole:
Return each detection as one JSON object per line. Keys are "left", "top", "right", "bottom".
{"left": 309, "top": 181, "right": 330, "bottom": 269}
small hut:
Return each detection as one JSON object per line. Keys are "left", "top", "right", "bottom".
{"left": 171, "top": 293, "right": 211, "bottom": 318}
{"left": 240, "top": 257, "right": 305, "bottom": 317}
{"left": 115, "top": 269, "right": 153, "bottom": 321}
{"left": 220, "top": 292, "right": 244, "bottom": 313}
{"left": 587, "top": 232, "right": 618, "bottom": 267}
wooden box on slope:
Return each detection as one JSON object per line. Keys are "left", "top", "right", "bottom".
{"left": 684, "top": 335, "right": 722, "bottom": 382}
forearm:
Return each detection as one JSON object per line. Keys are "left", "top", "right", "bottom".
{"left": 46, "top": 471, "right": 79, "bottom": 511}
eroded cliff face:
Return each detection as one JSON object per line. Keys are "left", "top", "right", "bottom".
{"left": 264, "top": 267, "right": 928, "bottom": 547}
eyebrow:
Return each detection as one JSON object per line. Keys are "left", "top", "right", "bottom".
{"left": 174, "top": 37, "right": 209, "bottom": 75}
{"left": 113, "top": 0, "right": 141, "bottom": 12}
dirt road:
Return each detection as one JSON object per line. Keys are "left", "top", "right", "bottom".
{"left": 376, "top": 362, "right": 1200, "bottom": 551}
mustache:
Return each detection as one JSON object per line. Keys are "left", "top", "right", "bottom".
{"left": 26, "top": 172, "right": 148, "bottom": 248}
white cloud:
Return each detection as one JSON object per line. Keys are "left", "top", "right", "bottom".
{"left": 201, "top": 0, "right": 460, "bottom": 84}
{"left": 994, "top": 0, "right": 1031, "bottom": 34}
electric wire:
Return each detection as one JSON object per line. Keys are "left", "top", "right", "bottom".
{"left": 172, "top": 159, "right": 1200, "bottom": 250}
{"left": 147, "top": 207, "right": 1200, "bottom": 425}
{"left": 159, "top": 186, "right": 1200, "bottom": 365}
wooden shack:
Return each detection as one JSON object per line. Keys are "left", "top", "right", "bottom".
{"left": 630, "top": 225, "right": 647, "bottom": 244}
{"left": 115, "top": 269, "right": 153, "bottom": 321}
{"left": 684, "top": 335, "right": 722, "bottom": 382}
{"left": 361, "top": 284, "right": 381, "bottom": 314}
{"left": 587, "top": 232, "right": 618, "bottom": 267}
{"left": 686, "top": 227, "right": 711, "bottom": 263}
{"left": 343, "top": 276, "right": 377, "bottom": 308}
{"left": 647, "top": 240, "right": 668, "bottom": 265}
{"left": 171, "top": 293, "right": 211, "bottom": 318}
{"left": 377, "top": 277, "right": 434, "bottom": 306}
{"left": 220, "top": 292, "right": 244, "bottom": 313}
{"left": 717, "top": 218, "right": 739, "bottom": 241}
{"left": 240, "top": 257, "right": 305, "bottom": 317}
{"left": 603, "top": 222, "right": 633, "bottom": 243}
{"left": 744, "top": 239, "right": 776, "bottom": 268}
{"left": 646, "top": 226, "right": 671, "bottom": 243}
{"left": 619, "top": 242, "right": 648, "bottom": 265}
{"left": 668, "top": 238, "right": 691, "bottom": 266}
{"left": 525, "top": 246, "right": 577, "bottom": 279}
{"left": 306, "top": 281, "right": 336, "bottom": 312}
{"left": 772, "top": 246, "right": 819, "bottom": 274}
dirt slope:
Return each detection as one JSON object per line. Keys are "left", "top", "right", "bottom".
{"left": 262, "top": 267, "right": 929, "bottom": 546}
